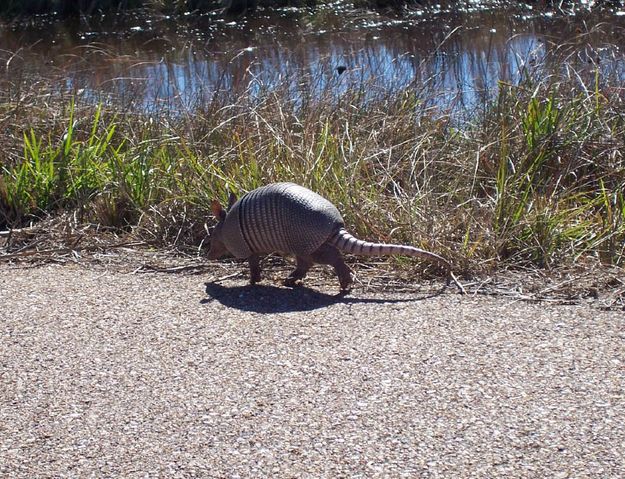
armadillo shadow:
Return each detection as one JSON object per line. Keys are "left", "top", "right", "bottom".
{"left": 202, "top": 282, "right": 444, "bottom": 313}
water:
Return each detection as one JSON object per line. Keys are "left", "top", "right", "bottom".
{"left": 2, "top": 3, "right": 625, "bottom": 118}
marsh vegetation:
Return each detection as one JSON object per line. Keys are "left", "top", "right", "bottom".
{"left": 1, "top": 3, "right": 624, "bottom": 272}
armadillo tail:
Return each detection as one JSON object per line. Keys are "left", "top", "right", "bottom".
{"left": 329, "top": 228, "right": 450, "bottom": 269}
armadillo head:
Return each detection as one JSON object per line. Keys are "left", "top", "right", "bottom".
{"left": 207, "top": 192, "right": 237, "bottom": 259}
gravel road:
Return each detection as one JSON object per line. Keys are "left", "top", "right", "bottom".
{"left": 1, "top": 263, "right": 624, "bottom": 478}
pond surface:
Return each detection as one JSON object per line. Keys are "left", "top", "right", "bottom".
{"left": 2, "top": 3, "right": 625, "bottom": 117}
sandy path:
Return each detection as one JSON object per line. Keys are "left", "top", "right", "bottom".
{"left": 1, "top": 263, "right": 624, "bottom": 477}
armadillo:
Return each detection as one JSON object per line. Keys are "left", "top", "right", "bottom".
{"left": 208, "top": 182, "right": 450, "bottom": 291}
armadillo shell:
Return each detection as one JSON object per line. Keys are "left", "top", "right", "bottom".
{"left": 222, "top": 183, "right": 344, "bottom": 258}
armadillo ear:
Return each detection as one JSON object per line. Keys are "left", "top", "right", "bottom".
{"left": 227, "top": 192, "right": 238, "bottom": 209}
{"left": 211, "top": 199, "right": 226, "bottom": 221}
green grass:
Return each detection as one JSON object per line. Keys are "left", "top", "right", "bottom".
{"left": 1, "top": 48, "right": 624, "bottom": 273}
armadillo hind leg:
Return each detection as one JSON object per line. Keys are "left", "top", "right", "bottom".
{"left": 248, "top": 254, "right": 262, "bottom": 284}
{"left": 284, "top": 256, "right": 314, "bottom": 288}
{"left": 311, "top": 243, "right": 353, "bottom": 291}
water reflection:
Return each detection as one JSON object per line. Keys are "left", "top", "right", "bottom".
{"left": 1, "top": 5, "right": 625, "bottom": 117}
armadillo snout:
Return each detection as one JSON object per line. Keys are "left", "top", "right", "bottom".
{"left": 208, "top": 239, "right": 229, "bottom": 259}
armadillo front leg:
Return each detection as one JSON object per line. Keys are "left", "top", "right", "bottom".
{"left": 312, "top": 243, "right": 353, "bottom": 291}
{"left": 284, "top": 256, "right": 314, "bottom": 287}
{"left": 248, "top": 254, "right": 262, "bottom": 284}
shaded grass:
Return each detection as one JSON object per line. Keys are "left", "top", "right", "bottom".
{"left": 1, "top": 0, "right": 619, "bottom": 16}
{"left": 0, "top": 0, "right": 314, "bottom": 17}
{"left": 0, "top": 1, "right": 212, "bottom": 16}
{"left": 1, "top": 46, "right": 624, "bottom": 274}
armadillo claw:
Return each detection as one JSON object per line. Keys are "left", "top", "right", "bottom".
{"left": 283, "top": 277, "right": 301, "bottom": 288}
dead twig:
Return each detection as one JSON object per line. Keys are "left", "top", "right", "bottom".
{"left": 0, "top": 227, "right": 39, "bottom": 237}
{"left": 0, "top": 241, "right": 148, "bottom": 261}
{"left": 449, "top": 271, "right": 466, "bottom": 295}
{"left": 134, "top": 263, "right": 211, "bottom": 274}
{"left": 206, "top": 272, "right": 243, "bottom": 283}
